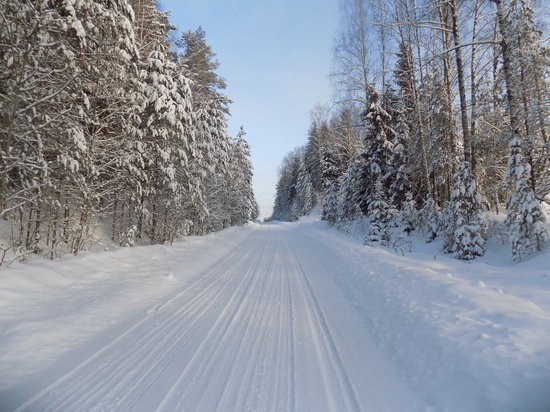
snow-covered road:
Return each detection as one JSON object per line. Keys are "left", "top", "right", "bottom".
{"left": 3, "top": 223, "right": 416, "bottom": 411}
{"left": 1, "top": 219, "right": 549, "bottom": 411}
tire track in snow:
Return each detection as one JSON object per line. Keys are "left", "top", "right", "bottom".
{"left": 119, "top": 237, "right": 274, "bottom": 410}
{"left": 106, "top": 242, "right": 266, "bottom": 411}
{"left": 153, "top": 234, "right": 276, "bottom": 411}
{"left": 212, "top": 235, "right": 284, "bottom": 411}
{"left": 285, "top": 236, "right": 362, "bottom": 412}
{"left": 97, "top": 235, "right": 271, "bottom": 411}
{"left": 236, "top": 236, "right": 285, "bottom": 411}
{"left": 262, "top": 240, "right": 295, "bottom": 412}
{"left": 45, "top": 244, "right": 259, "bottom": 411}
{"left": 188, "top": 235, "right": 279, "bottom": 411}
{"left": 14, "top": 227, "right": 368, "bottom": 412}
{"left": 15, "top": 232, "right": 259, "bottom": 411}
{"left": 87, "top": 246, "right": 260, "bottom": 409}
{"left": 285, "top": 248, "right": 297, "bottom": 412}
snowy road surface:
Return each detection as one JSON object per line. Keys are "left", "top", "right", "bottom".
{"left": 1, "top": 219, "right": 550, "bottom": 411}
{"left": 2, "top": 223, "right": 417, "bottom": 411}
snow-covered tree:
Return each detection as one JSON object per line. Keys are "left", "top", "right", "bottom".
{"left": 0, "top": 0, "right": 141, "bottom": 256}
{"left": 322, "top": 162, "right": 362, "bottom": 226}
{"left": 387, "top": 107, "right": 412, "bottom": 208}
{"left": 273, "top": 0, "right": 548, "bottom": 263}
{"left": 420, "top": 68, "right": 458, "bottom": 205}
{"left": 444, "top": 161, "right": 486, "bottom": 260}
{"left": 418, "top": 196, "right": 440, "bottom": 243}
{"left": 197, "top": 103, "right": 233, "bottom": 232}
{"left": 0, "top": 1, "right": 257, "bottom": 263}
{"left": 388, "top": 192, "right": 416, "bottom": 254}
{"left": 175, "top": 26, "right": 248, "bottom": 233}
{"left": 493, "top": 0, "right": 548, "bottom": 260}
{"left": 294, "top": 155, "right": 316, "bottom": 218}
{"left": 226, "top": 127, "right": 256, "bottom": 226}
{"left": 364, "top": 181, "right": 395, "bottom": 247}
{"left": 505, "top": 139, "right": 547, "bottom": 261}
{"left": 356, "top": 90, "right": 394, "bottom": 216}
{"left": 176, "top": 27, "right": 231, "bottom": 112}
{"left": 135, "top": 49, "right": 194, "bottom": 243}
{"left": 272, "top": 150, "right": 301, "bottom": 221}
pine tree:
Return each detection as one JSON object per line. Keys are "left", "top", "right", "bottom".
{"left": 420, "top": 68, "right": 458, "bottom": 205}
{"left": 322, "top": 158, "right": 363, "bottom": 226}
{"left": 305, "top": 114, "right": 332, "bottom": 195}
{"left": 513, "top": 0, "right": 549, "bottom": 196}
{"left": 321, "top": 180, "right": 340, "bottom": 224}
{"left": 0, "top": 1, "right": 257, "bottom": 263}
{"left": 72, "top": 0, "right": 141, "bottom": 252}
{"left": 175, "top": 27, "right": 242, "bottom": 233}
{"left": 198, "top": 103, "right": 233, "bottom": 231}
{"left": 0, "top": 0, "right": 66, "bottom": 247}
{"left": 295, "top": 155, "right": 316, "bottom": 217}
{"left": 176, "top": 27, "right": 231, "bottom": 112}
{"left": 386, "top": 193, "right": 415, "bottom": 255}
{"left": 321, "top": 150, "right": 343, "bottom": 192}
{"left": 338, "top": 159, "right": 363, "bottom": 222}
{"left": 0, "top": 0, "right": 141, "bottom": 256}
{"left": 275, "top": 0, "right": 548, "bottom": 263}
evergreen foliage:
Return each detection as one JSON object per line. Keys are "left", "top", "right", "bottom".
{"left": 444, "top": 161, "right": 486, "bottom": 260}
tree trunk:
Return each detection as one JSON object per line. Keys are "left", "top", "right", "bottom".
{"left": 438, "top": 1, "right": 458, "bottom": 202}
{"left": 493, "top": 0, "right": 523, "bottom": 152}
{"left": 469, "top": 0, "right": 481, "bottom": 173}
{"left": 112, "top": 199, "right": 119, "bottom": 242}
{"left": 450, "top": 0, "right": 471, "bottom": 164}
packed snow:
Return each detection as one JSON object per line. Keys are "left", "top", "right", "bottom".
{"left": 0, "top": 217, "right": 549, "bottom": 411}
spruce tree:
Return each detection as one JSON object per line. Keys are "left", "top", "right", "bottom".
{"left": 226, "top": 127, "right": 256, "bottom": 226}
{"left": 419, "top": 196, "right": 440, "bottom": 243}
{"left": 364, "top": 181, "right": 395, "bottom": 246}
{"left": 445, "top": 161, "right": 486, "bottom": 260}
{"left": 387, "top": 107, "right": 412, "bottom": 208}
{"left": 356, "top": 91, "right": 394, "bottom": 216}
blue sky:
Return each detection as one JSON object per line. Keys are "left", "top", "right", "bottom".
{"left": 158, "top": 0, "right": 339, "bottom": 219}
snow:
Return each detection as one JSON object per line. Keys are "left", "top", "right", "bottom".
{"left": 1, "top": 218, "right": 549, "bottom": 411}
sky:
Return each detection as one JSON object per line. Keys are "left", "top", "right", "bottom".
{"left": 158, "top": 0, "right": 339, "bottom": 219}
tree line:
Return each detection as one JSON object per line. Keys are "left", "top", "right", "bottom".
{"left": 272, "top": 0, "right": 548, "bottom": 261}
{"left": 0, "top": 0, "right": 258, "bottom": 263}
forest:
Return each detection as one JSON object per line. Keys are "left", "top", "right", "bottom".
{"left": 272, "top": 0, "right": 548, "bottom": 261}
{"left": 0, "top": 0, "right": 258, "bottom": 263}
